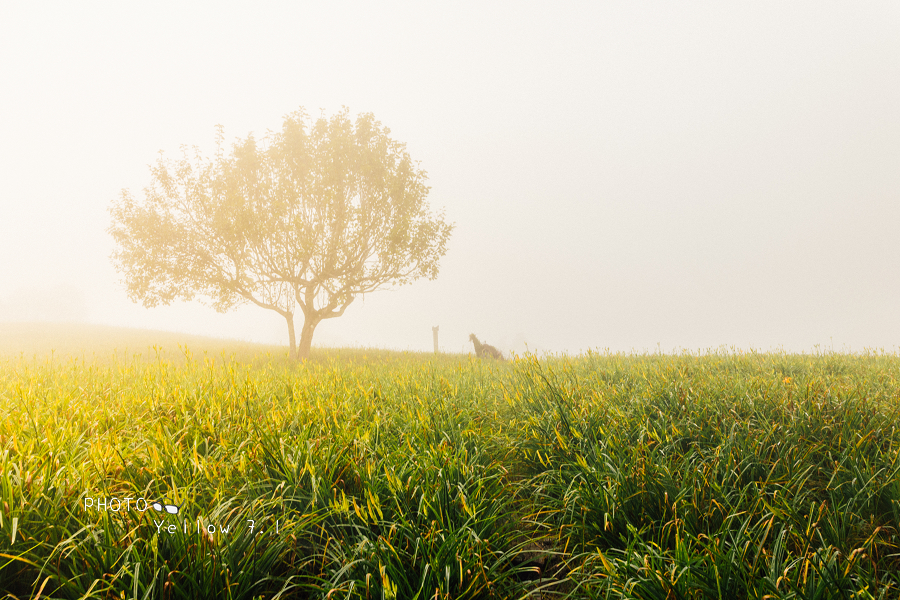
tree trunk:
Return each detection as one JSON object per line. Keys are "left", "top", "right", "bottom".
{"left": 285, "top": 312, "right": 297, "bottom": 360}
{"left": 297, "top": 314, "right": 319, "bottom": 360}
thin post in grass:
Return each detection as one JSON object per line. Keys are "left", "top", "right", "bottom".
{"left": 432, "top": 326, "right": 439, "bottom": 354}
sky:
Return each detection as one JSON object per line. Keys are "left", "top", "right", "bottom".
{"left": 1, "top": 2, "right": 898, "bottom": 356}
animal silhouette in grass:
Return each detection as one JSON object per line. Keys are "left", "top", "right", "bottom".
{"left": 469, "top": 334, "right": 504, "bottom": 360}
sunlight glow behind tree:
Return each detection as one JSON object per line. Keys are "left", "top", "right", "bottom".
{"left": 109, "top": 107, "right": 453, "bottom": 359}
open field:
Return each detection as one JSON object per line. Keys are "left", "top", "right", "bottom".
{"left": 1, "top": 333, "right": 900, "bottom": 598}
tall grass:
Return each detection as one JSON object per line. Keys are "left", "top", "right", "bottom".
{"left": 1, "top": 347, "right": 898, "bottom": 598}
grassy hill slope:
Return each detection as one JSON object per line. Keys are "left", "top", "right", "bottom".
{"left": 0, "top": 321, "right": 442, "bottom": 365}
{"left": 0, "top": 321, "right": 286, "bottom": 362}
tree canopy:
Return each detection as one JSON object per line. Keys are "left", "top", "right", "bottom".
{"left": 109, "top": 108, "right": 453, "bottom": 359}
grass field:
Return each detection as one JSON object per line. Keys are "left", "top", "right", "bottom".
{"left": 1, "top": 328, "right": 899, "bottom": 598}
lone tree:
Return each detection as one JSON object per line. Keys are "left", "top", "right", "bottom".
{"left": 109, "top": 108, "right": 453, "bottom": 360}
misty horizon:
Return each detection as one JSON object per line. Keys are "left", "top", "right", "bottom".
{"left": 1, "top": 3, "right": 898, "bottom": 356}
